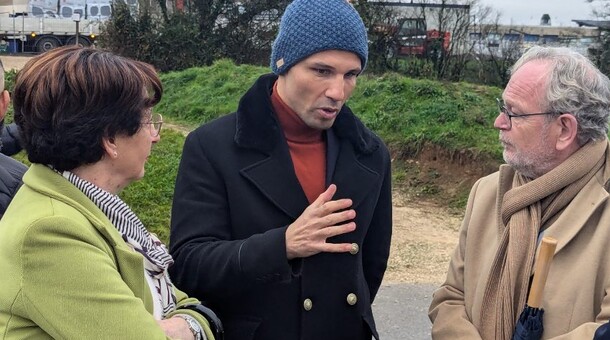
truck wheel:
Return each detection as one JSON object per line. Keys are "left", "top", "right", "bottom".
{"left": 66, "top": 36, "right": 91, "bottom": 47}
{"left": 36, "top": 37, "right": 60, "bottom": 53}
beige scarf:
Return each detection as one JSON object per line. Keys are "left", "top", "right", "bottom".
{"left": 479, "top": 140, "right": 608, "bottom": 340}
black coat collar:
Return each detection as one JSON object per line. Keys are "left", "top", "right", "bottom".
{"left": 234, "top": 74, "right": 379, "bottom": 155}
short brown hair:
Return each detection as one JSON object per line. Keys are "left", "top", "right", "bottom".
{"left": 14, "top": 46, "right": 162, "bottom": 171}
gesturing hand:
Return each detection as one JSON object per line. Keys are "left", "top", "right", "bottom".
{"left": 285, "top": 184, "right": 356, "bottom": 259}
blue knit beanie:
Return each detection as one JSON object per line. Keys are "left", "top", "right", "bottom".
{"left": 270, "top": 0, "right": 368, "bottom": 75}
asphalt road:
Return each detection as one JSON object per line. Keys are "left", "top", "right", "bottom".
{"left": 372, "top": 283, "right": 438, "bottom": 340}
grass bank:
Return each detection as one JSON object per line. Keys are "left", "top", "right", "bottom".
{"left": 157, "top": 59, "right": 504, "bottom": 158}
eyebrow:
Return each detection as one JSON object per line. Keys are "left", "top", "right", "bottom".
{"left": 309, "top": 62, "right": 361, "bottom": 74}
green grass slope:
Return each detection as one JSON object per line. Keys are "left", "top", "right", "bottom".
{"left": 158, "top": 59, "right": 504, "bottom": 159}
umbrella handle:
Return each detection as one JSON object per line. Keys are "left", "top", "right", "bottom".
{"left": 527, "top": 236, "right": 558, "bottom": 308}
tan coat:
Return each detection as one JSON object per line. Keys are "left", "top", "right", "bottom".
{"left": 429, "top": 148, "right": 610, "bottom": 339}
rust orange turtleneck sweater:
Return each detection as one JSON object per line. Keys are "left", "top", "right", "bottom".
{"left": 271, "top": 81, "right": 326, "bottom": 204}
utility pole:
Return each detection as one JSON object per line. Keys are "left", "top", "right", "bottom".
{"left": 72, "top": 13, "right": 81, "bottom": 45}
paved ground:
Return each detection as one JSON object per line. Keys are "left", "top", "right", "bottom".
{"left": 373, "top": 283, "right": 438, "bottom": 339}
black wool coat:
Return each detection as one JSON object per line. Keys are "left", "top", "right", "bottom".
{"left": 169, "top": 74, "right": 393, "bottom": 340}
{"left": 0, "top": 152, "right": 26, "bottom": 218}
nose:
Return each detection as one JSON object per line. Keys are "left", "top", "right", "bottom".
{"left": 325, "top": 77, "right": 346, "bottom": 102}
{"left": 152, "top": 133, "right": 160, "bottom": 144}
{"left": 494, "top": 112, "right": 510, "bottom": 130}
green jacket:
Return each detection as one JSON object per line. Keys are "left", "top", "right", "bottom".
{"left": 0, "top": 164, "right": 213, "bottom": 339}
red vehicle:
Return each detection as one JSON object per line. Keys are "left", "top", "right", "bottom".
{"left": 374, "top": 17, "right": 450, "bottom": 58}
{"left": 393, "top": 18, "right": 450, "bottom": 57}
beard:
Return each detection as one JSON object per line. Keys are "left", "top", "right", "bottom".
{"left": 500, "top": 125, "right": 557, "bottom": 179}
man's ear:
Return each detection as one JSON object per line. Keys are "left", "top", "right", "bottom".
{"left": 0, "top": 90, "right": 10, "bottom": 121}
{"left": 555, "top": 113, "right": 578, "bottom": 151}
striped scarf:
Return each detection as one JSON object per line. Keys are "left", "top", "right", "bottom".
{"left": 62, "top": 170, "right": 177, "bottom": 318}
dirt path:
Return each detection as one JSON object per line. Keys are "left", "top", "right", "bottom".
{"left": 385, "top": 195, "right": 461, "bottom": 285}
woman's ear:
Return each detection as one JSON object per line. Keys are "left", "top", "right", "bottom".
{"left": 102, "top": 136, "right": 118, "bottom": 159}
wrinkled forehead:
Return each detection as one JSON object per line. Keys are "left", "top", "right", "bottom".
{"left": 504, "top": 60, "right": 550, "bottom": 106}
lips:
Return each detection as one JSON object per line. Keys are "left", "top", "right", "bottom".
{"left": 318, "top": 107, "right": 339, "bottom": 119}
{"left": 499, "top": 137, "right": 513, "bottom": 149}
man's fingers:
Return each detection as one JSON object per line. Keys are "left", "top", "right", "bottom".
{"left": 320, "top": 198, "right": 353, "bottom": 215}
{"left": 321, "top": 221, "right": 356, "bottom": 239}
{"left": 314, "top": 184, "right": 337, "bottom": 205}
{"left": 320, "top": 209, "right": 356, "bottom": 228}
{"left": 318, "top": 242, "right": 356, "bottom": 254}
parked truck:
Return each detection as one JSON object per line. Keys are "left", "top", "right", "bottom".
{"left": 0, "top": 0, "right": 117, "bottom": 53}
{"left": 376, "top": 17, "right": 451, "bottom": 58}
{"left": 369, "top": 1, "right": 469, "bottom": 58}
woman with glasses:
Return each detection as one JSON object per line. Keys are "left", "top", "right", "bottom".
{"left": 0, "top": 46, "right": 216, "bottom": 340}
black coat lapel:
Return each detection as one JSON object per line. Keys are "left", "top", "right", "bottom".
{"left": 233, "top": 73, "right": 380, "bottom": 218}
{"left": 331, "top": 141, "right": 379, "bottom": 209}
{"left": 240, "top": 141, "right": 309, "bottom": 220}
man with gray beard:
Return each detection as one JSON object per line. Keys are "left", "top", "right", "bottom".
{"left": 430, "top": 46, "right": 610, "bottom": 339}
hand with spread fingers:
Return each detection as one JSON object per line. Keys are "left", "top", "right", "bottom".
{"left": 286, "top": 184, "right": 357, "bottom": 259}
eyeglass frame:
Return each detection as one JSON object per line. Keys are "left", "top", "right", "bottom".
{"left": 142, "top": 112, "right": 163, "bottom": 137}
{"left": 496, "top": 98, "right": 559, "bottom": 129}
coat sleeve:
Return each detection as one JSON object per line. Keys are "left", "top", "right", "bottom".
{"left": 0, "top": 123, "right": 22, "bottom": 156}
{"left": 171, "top": 288, "right": 215, "bottom": 340}
{"left": 428, "top": 179, "right": 483, "bottom": 339}
{"left": 20, "top": 216, "right": 171, "bottom": 339}
{"left": 362, "top": 146, "right": 392, "bottom": 302}
{"left": 169, "top": 131, "right": 294, "bottom": 301}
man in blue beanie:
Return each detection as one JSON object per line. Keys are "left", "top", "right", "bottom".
{"left": 169, "top": 1, "right": 392, "bottom": 339}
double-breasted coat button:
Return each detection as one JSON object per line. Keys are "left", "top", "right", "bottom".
{"left": 303, "top": 298, "right": 313, "bottom": 311}
{"left": 350, "top": 243, "right": 359, "bottom": 255}
{"left": 347, "top": 293, "right": 358, "bottom": 305}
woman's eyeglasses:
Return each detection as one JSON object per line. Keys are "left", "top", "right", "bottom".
{"left": 142, "top": 112, "right": 163, "bottom": 137}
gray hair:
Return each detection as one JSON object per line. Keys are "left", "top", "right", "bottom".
{"left": 511, "top": 46, "right": 610, "bottom": 145}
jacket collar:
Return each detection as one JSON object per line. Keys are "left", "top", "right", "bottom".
{"left": 234, "top": 73, "right": 379, "bottom": 155}
{"left": 544, "top": 140, "right": 610, "bottom": 254}
{"left": 23, "top": 163, "right": 155, "bottom": 312}
{"left": 23, "top": 164, "right": 124, "bottom": 248}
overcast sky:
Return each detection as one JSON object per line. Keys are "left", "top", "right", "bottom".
{"left": 479, "top": 0, "right": 603, "bottom": 26}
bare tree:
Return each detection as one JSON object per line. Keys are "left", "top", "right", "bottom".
{"left": 352, "top": 0, "right": 403, "bottom": 72}
{"left": 584, "top": 0, "right": 610, "bottom": 76}
{"left": 212, "top": 0, "right": 289, "bottom": 65}
{"left": 100, "top": 0, "right": 289, "bottom": 70}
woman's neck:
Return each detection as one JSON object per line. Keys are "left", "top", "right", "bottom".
{"left": 71, "top": 161, "right": 125, "bottom": 195}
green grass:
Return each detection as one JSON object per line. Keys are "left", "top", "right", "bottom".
{"left": 157, "top": 59, "right": 268, "bottom": 129}
{"left": 120, "top": 130, "right": 185, "bottom": 242}
{"left": 158, "top": 59, "right": 504, "bottom": 159}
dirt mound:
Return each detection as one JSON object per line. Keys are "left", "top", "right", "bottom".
{"left": 385, "top": 144, "right": 500, "bottom": 284}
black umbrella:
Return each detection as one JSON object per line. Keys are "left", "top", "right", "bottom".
{"left": 513, "top": 237, "right": 558, "bottom": 340}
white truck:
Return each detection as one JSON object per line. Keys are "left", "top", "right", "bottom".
{"left": 0, "top": 0, "right": 115, "bottom": 53}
